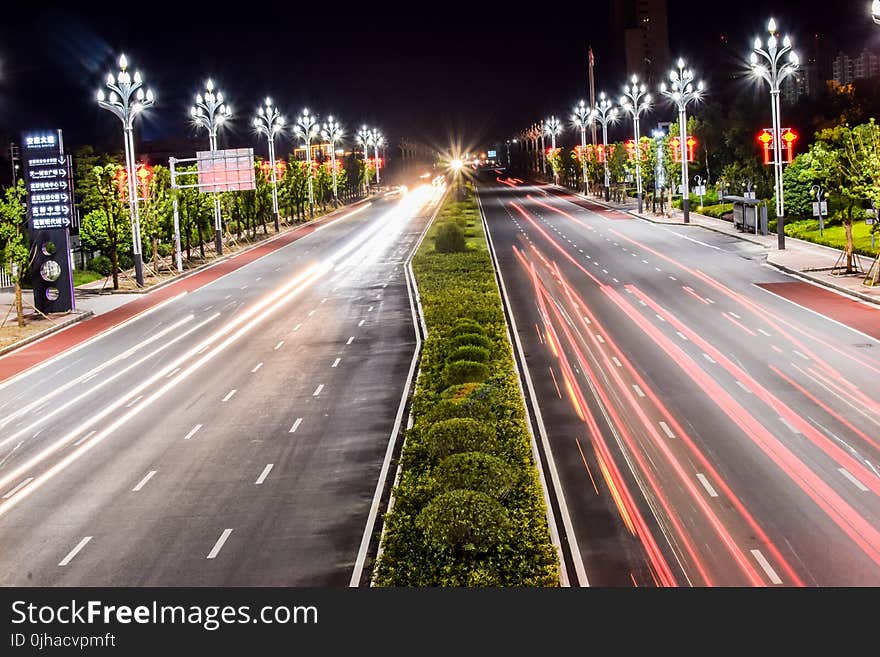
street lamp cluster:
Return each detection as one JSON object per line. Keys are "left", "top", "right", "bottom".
{"left": 96, "top": 53, "right": 381, "bottom": 285}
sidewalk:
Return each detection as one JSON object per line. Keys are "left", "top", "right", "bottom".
{"left": 559, "top": 188, "right": 880, "bottom": 306}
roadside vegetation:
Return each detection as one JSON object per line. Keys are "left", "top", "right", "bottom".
{"left": 373, "top": 182, "right": 559, "bottom": 586}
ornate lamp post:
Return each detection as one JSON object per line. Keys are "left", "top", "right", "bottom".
{"left": 592, "top": 92, "right": 617, "bottom": 202}
{"left": 321, "top": 116, "right": 344, "bottom": 206}
{"left": 96, "top": 54, "right": 154, "bottom": 287}
{"left": 543, "top": 115, "right": 562, "bottom": 184}
{"left": 191, "top": 79, "right": 232, "bottom": 252}
{"left": 620, "top": 75, "right": 651, "bottom": 212}
{"left": 253, "top": 97, "right": 285, "bottom": 231}
{"left": 294, "top": 108, "right": 320, "bottom": 217}
{"left": 572, "top": 100, "right": 594, "bottom": 194}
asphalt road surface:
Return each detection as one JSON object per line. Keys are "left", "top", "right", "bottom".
{"left": 480, "top": 173, "right": 880, "bottom": 587}
{"left": 0, "top": 184, "right": 442, "bottom": 586}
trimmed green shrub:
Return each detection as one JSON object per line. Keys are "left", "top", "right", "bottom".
{"left": 449, "top": 345, "right": 490, "bottom": 363}
{"left": 450, "top": 318, "right": 485, "bottom": 336}
{"left": 89, "top": 255, "right": 112, "bottom": 276}
{"left": 433, "top": 452, "right": 517, "bottom": 499}
{"left": 449, "top": 333, "right": 491, "bottom": 350}
{"left": 416, "top": 490, "right": 510, "bottom": 552}
{"left": 443, "top": 359, "right": 489, "bottom": 387}
{"left": 434, "top": 222, "right": 467, "bottom": 253}
{"left": 425, "top": 417, "right": 496, "bottom": 461}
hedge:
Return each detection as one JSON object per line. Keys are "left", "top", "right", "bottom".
{"left": 373, "top": 182, "right": 559, "bottom": 586}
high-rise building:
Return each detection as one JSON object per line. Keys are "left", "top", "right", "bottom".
{"left": 611, "top": 0, "right": 671, "bottom": 85}
{"left": 831, "top": 48, "right": 880, "bottom": 86}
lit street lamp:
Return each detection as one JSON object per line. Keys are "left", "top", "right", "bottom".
{"left": 660, "top": 57, "right": 705, "bottom": 223}
{"left": 356, "top": 126, "right": 372, "bottom": 193}
{"left": 370, "top": 129, "right": 384, "bottom": 184}
{"left": 294, "top": 108, "right": 320, "bottom": 217}
{"left": 96, "top": 53, "right": 154, "bottom": 287}
{"left": 539, "top": 119, "right": 547, "bottom": 176}
{"left": 572, "top": 100, "right": 593, "bottom": 194}
{"left": 191, "top": 79, "right": 232, "bottom": 253}
{"left": 620, "top": 75, "right": 651, "bottom": 213}
{"left": 750, "top": 18, "right": 798, "bottom": 220}
{"left": 505, "top": 138, "right": 517, "bottom": 168}
{"left": 592, "top": 92, "right": 617, "bottom": 202}
{"left": 253, "top": 97, "right": 285, "bottom": 232}
{"left": 543, "top": 116, "right": 562, "bottom": 184}
{"left": 321, "top": 116, "right": 343, "bottom": 206}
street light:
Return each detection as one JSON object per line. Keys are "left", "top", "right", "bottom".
{"left": 294, "top": 108, "right": 320, "bottom": 217}
{"left": 660, "top": 57, "right": 705, "bottom": 223}
{"left": 96, "top": 53, "right": 154, "bottom": 287}
{"left": 505, "top": 138, "right": 517, "bottom": 168}
{"left": 592, "top": 92, "right": 617, "bottom": 202}
{"left": 191, "top": 78, "right": 232, "bottom": 253}
{"left": 370, "top": 129, "right": 384, "bottom": 185}
{"left": 750, "top": 18, "right": 798, "bottom": 220}
{"left": 253, "top": 97, "right": 285, "bottom": 232}
{"left": 321, "top": 116, "right": 344, "bottom": 206}
{"left": 620, "top": 75, "right": 651, "bottom": 213}
{"left": 543, "top": 116, "right": 562, "bottom": 184}
{"left": 356, "top": 125, "right": 372, "bottom": 193}
{"left": 539, "top": 119, "right": 547, "bottom": 176}
{"left": 572, "top": 100, "right": 593, "bottom": 195}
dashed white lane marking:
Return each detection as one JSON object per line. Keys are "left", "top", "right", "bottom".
{"left": 125, "top": 395, "right": 143, "bottom": 408}
{"left": 659, "top": 421, "right": 675, "bottom": 439}
{"left": 255, "top": 464, "right": 274, "bottom": 485}
{"left": 655, "top": 314, "right": 666, "bottom": 322}
{"left": 729, "top": 312, "right": 742, "bottom": 319}
{"left": 582, "top": 317, "right": 591, "bottom": 324}
{"left": 612, "top": 278, "right": 619, "bottom": 283}
{"left": 252, "top": 362, "right": 263, "bottom": 373}
{"left": 222, "top": 389, "right": 237, "bottom": 402}
{"left": 751, "top": 549, "right": 782, "bottom": 584}
{"left": 184, "top": 424, "right": 203, "bottom": 440}
{"left": 274, "top": 341, "right": 284, "bottom": 350}
{"left": 2, "top": 477, "right": 34, "bottom": 499}
{"left": 207, "top": 529, "right": 233, "bottom": 559}
{"left": 838, "top": 467, "right": 869, "bottom": 492}
{"left": 676, "top": 331, "right": 688, "bottom": 341}
{"left": 332, "top": 358, "right": 341, "bottom": 368}
{"left": 358, "top": 319, "right": 365, "bottom": 327}
{"left": 642, "top": 259, "right": 649, "bottom": 264}
{"left": 611, "top": 357, "right": 622, "bottom": 367}
{"left": 293, "top": 323, "right": 302, "bottom": 332}
{"left": 758, "top": 329, "right": 771, "bottom": 337}
{"left": 655, "top": 267, "right": 662, "bottom": 272}
{"left": 669, "top": 275, "right": 677, "bottom": 281}
{"left": 240, "top": 285, "right": 248, "bottom": 290}
{"left": 59, "top": 536, "right": 92, "bottom": 566}
{"left": 308, "top": 310, "right": 316, "bottom": 316}
{"left": 702, "top": 353, "right": 716, "bottom": 364}
{"left": 793, "top": 350, "right": 810, "bottom": 361}
{"left": 289, "top": 418, "right": 303, "bottom": 434}
{"left": 321, "top": 298, "right": 328, "bottom": 304}
{"left": 602, "top": 269, "right": 608, "bottom": 274}
{"left": 166, "top": 367, "right": 181, "bottom": 379}
{"left": 779, "top": 417, "right": 801, "bottom": 435}
{"left": 313, "top": 384, "right": 324, "bottom": 396}
{"left": 74, "top": 430, "right": 96, "bottom": 447}
{"left": 347, "top": 336, "right": 355, "bottom": 345}
{"left": 735, "top": 380, "right": 751, "bottom": 393}
{"left": 132, "top": 470, "right": 157, "bottom": 492}
{"left": 632, "top": 384, "right": 646, "bottom": 397}
{"left": 368, "top": 305, "right": 374, "bottom": 312}
{"left": 595, "top": 334, "right": 605, "bottom": 343}
{"left": 696, "top": 473, "right": 719, "bottom": 497}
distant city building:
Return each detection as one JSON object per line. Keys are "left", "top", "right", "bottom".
{"left": 831, "top": 48, "right": 880, "bottom": 86}
{"left": 611, "top": 0, "right": 671, "bottom": 85}
{"left": 782, "top": 64, "right": 813, "bottom": 105}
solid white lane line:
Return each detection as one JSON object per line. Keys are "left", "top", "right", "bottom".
{"left": 289, "top": 418, "right": 303, "bottom": 433}
{"left": 658, "top": 421, "right": 675, "bottom": 439}
{"left": 358, "top": 319, "right": 365, "bottom": 327}
{"left": 696, "top": 473, "right": 719, "bottom": 497}
{"left": 274, "top": 341, "right": 284, "bottom": 350}
{"left": 751, "top": 549, "right": 783, "bottom": 584}
{"left": 132, "top": 470, "right": 157, "bottom": 492}
{"left": 166, "top": 367, "right": 181, "bottom": 379}
{"left": 184, "top": 424, "right": 203, "bottom": 440}
{"left": 2, "top": 477, "right": 34, "bottom": 499}
{"left": 73, "top": 430, "right": 96, "bottom": 447}
{"left": 632, "top": 384, "right": 646, "bottom": 398}
{"left": 206, "top": 529, "right": 233, "bottom": 559}
{"left": 59, "top": 536, "right": 92, "bottom": 566}
{"left": 222, "top": 389, "right": 237, "bottom": 402}
{"left": 611, "top": 357, "right": 622, "bottom": 367}
{"left": 332, "top": 358, "right": 341, "bottom": 368}
{"left": 602, "top": 269, "right": 608, "bottom": 274}
{"left": 293, "top": 323, "right": 302, "bottom": 332}
{"left": 255, "top": 464, "right": 274, "bottom": 485}
{"left": 779, "top": 417, "right": 801, "bottom": 435}
{"left": 251, "top": 362, "right": 263, "bottom": 373}
{"left": 256, "top": 277, "right": 262, "bottom": 282}
{"left": 313, "top": 384, "right": 324, "bottom": 396}
{"left": 347, "top": 336, "right": 355, "bottom": 345}
{"left": 125, "top": 395, "right": 143, "bottom": 408}
{"left": 838, "top": 467, "right": 869, "bottom": 492}
{"left": 612, "top": 278, "right": 620, "bottom": 283}
{"left": 758, "top": 328, "right": 771, "bottom": 337}
{"left": 735, "top": 380, "right": 751, "bottom": 393}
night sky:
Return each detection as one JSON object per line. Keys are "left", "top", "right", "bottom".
{"left": 0, "top": 1, "right": 876, "bottom": 165}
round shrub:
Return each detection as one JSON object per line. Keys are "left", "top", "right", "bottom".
{"left": 449, "top": 345, "right": 490, "bottom": 364}
{"left": 416, "top": 490, "right": 510, "bottom": 552}
{"left": 433, "top": 452, "right": 516, "bottom": 499}
{"left": 450, "top": 318, "right": 485, "bottom": 337}
{"left": 118, "top": 253, "right": 134, "bottom": 270}
{"left": 89, "top": 255, "right": 112, "bottom": 276}
{"left": 443, "top": 360, "right": 489, "bottom": 387}
{"left": 425, "top": 417, "right": 496, "bottom": 461}
{"left": 441, "top": 382, "right": 483, "bottom": 401}
{"left": 450, "top": 333, "right": 491, "bottom": 350}
{"left": 434, "top": 222, "right": 467, "bottom": 253}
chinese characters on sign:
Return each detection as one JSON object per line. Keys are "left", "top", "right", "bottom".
{"left": 22, "top": 130, "right": 75, "bottom": 230}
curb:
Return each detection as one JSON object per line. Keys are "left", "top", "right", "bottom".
{"left": 767, "top": 260, "right": 880, "bottom": 306}
{"left": 0, "top": 310, "right": 94, "bottom": 358}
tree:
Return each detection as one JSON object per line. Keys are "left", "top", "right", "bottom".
{"left": 79, "top": 163, "right": 131, "bottom": 289}
{"left": 0, "top": 181, "right": 30, "bottom": 327}
{"left": 782, "top": 153, "right": 815, "bottom": 220}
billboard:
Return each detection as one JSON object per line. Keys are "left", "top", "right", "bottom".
{"left": 196, "top": 148, "right": 256, "bottom": 193}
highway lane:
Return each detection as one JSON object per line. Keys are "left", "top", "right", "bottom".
{"left": 480, "top": 174, "right": 880, "bottom": 586}
{"left": 0, "top": 183, "right": 444, "bottom": 585}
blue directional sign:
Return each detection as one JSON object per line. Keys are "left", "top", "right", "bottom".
{"left": 22, "top": 130, "right": 75, "bottom": 230}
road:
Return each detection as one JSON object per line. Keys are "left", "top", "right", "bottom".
{"left": 479, "top": 173, "right": 880, "bottom": 586}
{"left": 0, "top": 184, "right": 443, "bottom": 586}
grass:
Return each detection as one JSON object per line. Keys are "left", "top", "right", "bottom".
{"left": 73, "top": 270, "right": 105, "bottom": 287}
{"left": 783, "top": 219, "right": 879, "bottom": 257}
